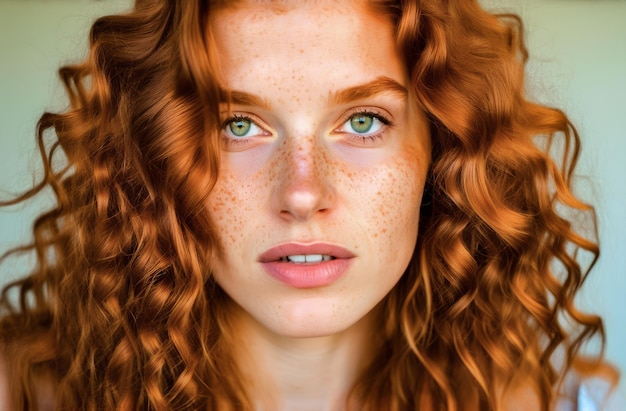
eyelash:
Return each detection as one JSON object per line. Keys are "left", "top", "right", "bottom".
{"left": 337, "top": 109, "right": 392, "bottom": 145}
{"left": 220, "top": 114, "right": 267, "bottom": 146}
{"left": 220, "top": 109, "right": 393, "bottom": 147}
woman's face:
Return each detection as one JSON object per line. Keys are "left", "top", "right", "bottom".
{"left": 208, "top": 0, "right": 431, "bottom": 338}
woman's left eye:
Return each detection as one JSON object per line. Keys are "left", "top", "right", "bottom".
{"left": 338, "top": 112, "right": 389, "bottom": 136}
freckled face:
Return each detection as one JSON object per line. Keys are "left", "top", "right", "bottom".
{"left": 208, "top": 1, "right": 431, "bottom": 337}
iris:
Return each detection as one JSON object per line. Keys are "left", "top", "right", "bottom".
{"left": 350, "top": 114, "right": 374, "bottom": 133}
{"left": 229, "top": 118, "right": 251, "bottom": 137}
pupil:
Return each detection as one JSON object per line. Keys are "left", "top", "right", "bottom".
{"left": 351, "top": 115, "right": 373, "bottom": 133}
{"left": 230, "top": 119, "right": 251, "bottom": 137}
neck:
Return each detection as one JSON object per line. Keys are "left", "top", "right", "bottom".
{"left": 228, "top": 304, "right": 379, "bottom": 411}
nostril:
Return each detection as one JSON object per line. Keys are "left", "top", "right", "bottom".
{"left": 318, "top": 208, "right": 329, "bottom": 214}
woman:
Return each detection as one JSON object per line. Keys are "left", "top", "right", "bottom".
{"left": 0, "top": 0, "right": 620, "bottom": 409}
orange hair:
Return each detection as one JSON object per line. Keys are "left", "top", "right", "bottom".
{"left": 0, "top": 1, "right": 610, "bottom": 410}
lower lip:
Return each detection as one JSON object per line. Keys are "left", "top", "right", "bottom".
{"left": 261, "top": 258, "right": 353, "bottom": 288}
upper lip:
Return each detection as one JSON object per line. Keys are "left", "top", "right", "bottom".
{"left": 258, "top": 242, "right": 356, "bottom": 263}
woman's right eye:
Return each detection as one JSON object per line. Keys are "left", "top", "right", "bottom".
{"left": 222, "top": 115, "right": 267, "bottom": 139}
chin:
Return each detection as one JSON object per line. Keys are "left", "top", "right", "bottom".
{"left": 260, "top": 298, "right": 378, "bottom": 340}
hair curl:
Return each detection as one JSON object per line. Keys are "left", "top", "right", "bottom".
{"left": 0, "top": 0, "right": 609, "bottom": 410}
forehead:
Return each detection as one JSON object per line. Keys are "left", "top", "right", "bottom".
{"left": 215, "top": 0, "right": 372, "bottom": 14}
{"left": 210, "top": 0, "right": 406, "bottom": 94}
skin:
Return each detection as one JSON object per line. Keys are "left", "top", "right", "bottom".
{"left": 208, "top": 1, "right": 431, "bottom": 409}
{"left": 0, "top": 2, "right": 617, "bottom": 410}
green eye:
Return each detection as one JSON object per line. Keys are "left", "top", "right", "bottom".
{"left": 222, "top": 115, "right": 267, "bottom": 142}
{"left": 350, "top": 114, "right": 374, "bottom": 133}
{"left": 337, "top": 111, "right": 389, "bottom": 144}
{"left": 229, "top": 118, "right": 252, "bottom": 137}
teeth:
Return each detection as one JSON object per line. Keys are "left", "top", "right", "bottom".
{"left": 288, "top": 255, "right": 307, "bottom": 263}
{"left": 280, "top": 254, "right": 333, "bottom": 263}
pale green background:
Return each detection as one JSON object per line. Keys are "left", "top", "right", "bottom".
{"left": 0, "top": 0, "right": 624, "bottom": 398}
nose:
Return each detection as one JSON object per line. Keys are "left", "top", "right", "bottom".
{"left": 271, "top": 137, "right": 336, "bottom": 222}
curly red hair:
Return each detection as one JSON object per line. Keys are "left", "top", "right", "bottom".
{"left": 0, "top": 0, "right": 609, "bottom": 410}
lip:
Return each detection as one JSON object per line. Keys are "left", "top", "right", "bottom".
{"left": 259, "top": 242, "right": 356, "bottom": 289}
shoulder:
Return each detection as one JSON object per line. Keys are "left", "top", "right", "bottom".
{"left": 554, "top": 361, "right": 625, "bottom": 411}
{"left": 501, "top": 359, "right": 623, "bottom": 411}
{"left": 575, "top": 377, "right": 625, "bottom": 411}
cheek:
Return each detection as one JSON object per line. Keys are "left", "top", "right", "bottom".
{"left": 207, "top": 140, "right": 288, "bottom": 252}
{"left": 348, "top": 153, "right": 426, "bottom": 256}
{"left": 208, "top": 171, "right": 264, "bottom": 251}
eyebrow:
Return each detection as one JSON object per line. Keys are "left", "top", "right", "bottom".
{"left": 219, "top": 76, "right": 408, "bottom": 109}
{"left": 220, "top": 90, "right": 272, "bottom": 110}
{"left": 330, "top": 76, "right": 408, "bottom": 105}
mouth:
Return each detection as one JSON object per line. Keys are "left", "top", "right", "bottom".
{"left": 259, "top": 242, "right": 355, "bottom": 264}
{"left": 258, "top": 242, "right": 355, "bottom": 288}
